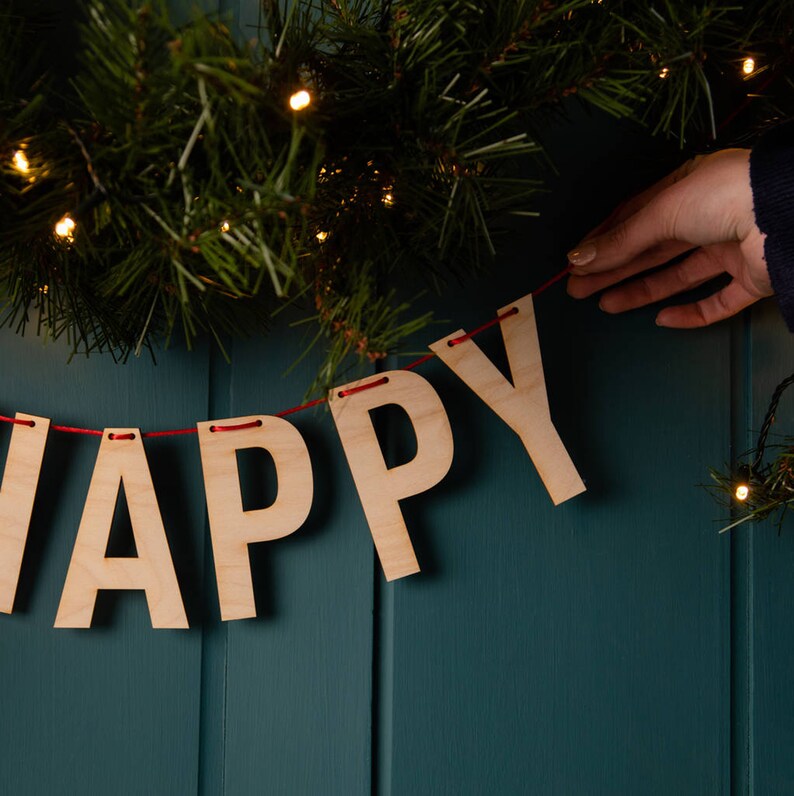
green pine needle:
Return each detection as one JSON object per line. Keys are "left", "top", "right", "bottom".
{"left": 1, "top": 0, "right": 793, "bottom": 391}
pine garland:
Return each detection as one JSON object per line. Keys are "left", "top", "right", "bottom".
{"left": 2, "top": 0, "right": 794, "bottom": 388}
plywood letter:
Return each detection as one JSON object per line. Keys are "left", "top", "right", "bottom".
{"left": 197, "top": 415, "right": 313, "bottom": 621}
{"left": 55, "top": 429, "right": 187, "bottom": 629}
{"left": 329, "top": 370, "right": 454, "bottom": 581}
{"left": 429, "top": 292, "right": 585, "bottom": 505}
{"left": 0, "top": 413, "right": 50, "bottom": 614}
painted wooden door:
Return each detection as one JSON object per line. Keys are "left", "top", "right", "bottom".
{"left": 2, "top": 3, "right": 793, "bottom": 794}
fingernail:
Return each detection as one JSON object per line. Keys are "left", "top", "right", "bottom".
{"left": 567, "top": 242, "right": 596, "bottom": 266}
{"left": 598, "top": 296, "right": 617, "bottom": 314}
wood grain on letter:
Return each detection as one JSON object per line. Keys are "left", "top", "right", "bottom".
{"left": 0, "top": 413, "right": 50, "bottom": 614}
{"left": 197, "top": 415, "right": 313, "bottom": 621}
{"left": 329, "top": 370, "right": 454, "bottom": 581}
{"left": 54, "top": 429, "right": 188, "bottom": 629}
{"left": 429, "top": 292, "right": 585, "bottom": 505}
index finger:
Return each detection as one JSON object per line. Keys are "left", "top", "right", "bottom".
{"left": 567, "top": 192, "right": 678, "bottom": 274}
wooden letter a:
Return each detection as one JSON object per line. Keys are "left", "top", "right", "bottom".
{"left": 55, "top": 429, "right": 188, "bottom": 629}
{"left": 430, "top": 292, "right": 585, "bottom": 505}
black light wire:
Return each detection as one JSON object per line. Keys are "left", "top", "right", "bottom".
{"left": 751, "top": 372, "right": 794, "bottom": 473}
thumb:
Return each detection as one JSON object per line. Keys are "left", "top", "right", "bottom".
{"left": 567, "top": 197, "right": 674, "bottom": 275}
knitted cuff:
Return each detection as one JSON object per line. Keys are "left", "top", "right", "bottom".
{"left": 750, "top": 121, "right": 794, "bottom": 330}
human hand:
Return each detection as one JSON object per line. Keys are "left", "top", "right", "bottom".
{"left": 566, "top": 149, "right": 773, "bottom": 327}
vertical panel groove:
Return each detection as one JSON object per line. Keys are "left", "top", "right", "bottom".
{"left": 372, "top": 574, "right": 395, "bottom": 796}
{"left": 371, "top": 358, "right": 395, "bottom": 796}
{"left": 742, "top": 305, "right": 794, "bottom": 792}
{"left": 198, "top": 345, "right": 232, "bottom": 796}
{"left": 730, "top": 314, "right": 753, "bottom": 796}
{"left": 195, "top": 11, "right": 231, "bottom": 796}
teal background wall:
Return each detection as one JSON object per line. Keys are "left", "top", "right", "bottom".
{"left": 2, "top": 2, "right": 794, "bottom": 794}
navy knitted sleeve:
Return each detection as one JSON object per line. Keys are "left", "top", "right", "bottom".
{"left": 750, "top": 121, "right": 794, "bottom": 330}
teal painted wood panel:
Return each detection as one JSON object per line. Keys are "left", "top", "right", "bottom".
{"left": 380, "top": 114, "right": 731, "bottom": 795}
{"left": 0, "top": 336, "right": 211, "bottom": 796}
{"left": 215, "top": 326, "right": 374, "bottom": 796}
{"left": 748, "top": 305, "right": 794, "bottom": 794}
{"left": 382, "top": 301, "right": 731, "bottom": 795}
{"left": 208, "top": 0, "right": 373, "bottom": 787}
{"left": 6, "top": 1, "right": 794, "bottom": 789}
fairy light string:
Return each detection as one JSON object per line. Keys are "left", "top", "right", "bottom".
{"left": 724, "top": 371, "right": 794, "bottom": 504}
{"left": 750, "top": 372, "right": 794, "bottom": 474}
{"left": 0, "top": 265, "right": 572, "bottom": 440}
{"left": 705, "top": 369, "right": 794, "bottom": 533}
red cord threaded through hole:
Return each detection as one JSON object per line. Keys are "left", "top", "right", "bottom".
{"left": 338, "top": 376, "right": 390, "bottom": 398}
{"left": 209, "top": 419, "right": 263, "bottom": 433}
{"left": 0, "top": 415, "right": 35, "bottom": 428}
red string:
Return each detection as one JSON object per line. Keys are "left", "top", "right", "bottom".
{"left": 275, "top": 396, "right": 328, "bottom": 417}
{"left": 209, "top": 419, "right": 263, "bottom": 433}
{"left": 532, "top": 262, "right": 573, "bottom": 296}
{"left": 51, "top": 424, "right": 103, "bottom": 436}
{"left": 403, "top": 353, "right": 435, "bottom": 371}
{"left": 143, "top": 428, "right": 198, "bottom": 438}
{"left": 338, "top": 376, "right": 389, "bottom": 398}
{"left": 448, "top": 306, "right": 518, "bottom": 347}
{"left": 0, "top": 265, "right": 571, "bottom": 438}
{"left": 0, "top": 414, "right": 35, "bottom": 428}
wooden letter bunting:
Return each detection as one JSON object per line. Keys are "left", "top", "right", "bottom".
{"left": 0, "top": 288, "right": 585, "bottom": 628}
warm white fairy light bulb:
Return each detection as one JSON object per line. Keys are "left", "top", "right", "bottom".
{"left": 54, "top": 215, "right": 76, "bottom": 240}
{"left": 289, "top": 90, "right": 312, "bottom": 111}
{"left": 220, "top": 220, "right": 231, "bottom": 233}
{"left": 316, "top": 230, "right": 328, "bottom": 242}
{"left": 658, "top": 67, "right": 670, "bottom": 79}
{"left": 12, "top": 150, "right": 30, "bottom": 173}
{"left": 382, "top": 192, "right": 395, "bottom": 207}
{"left": 742, "top": 57, "right": 756, "bottom": 76}
{"left": 735, "top": 483, "right": 750, "bottom": 501}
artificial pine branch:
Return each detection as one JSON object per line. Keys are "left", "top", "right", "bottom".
{"left": 1, "top": 0, "right": 793, "bottom": 391}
